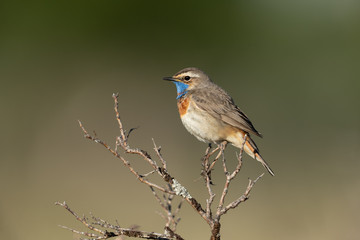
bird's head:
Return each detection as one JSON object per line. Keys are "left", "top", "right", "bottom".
{"left": 163, "top": 67, "right": 212, "bottom": 98}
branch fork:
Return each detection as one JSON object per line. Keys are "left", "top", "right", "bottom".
{"left": 57, "top": 93, "right": 265, "bottom": 240}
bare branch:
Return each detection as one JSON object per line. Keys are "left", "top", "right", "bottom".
{"left": 78, "top": 120, "right": 172, "bottom": 195}
{"left": 55, "top": 201, "right": 105, "bottom": 236}
{"left": 58, "top": 225, "right": 103, "bottom": 239}
{"left": 153, "top": 139, "right": 167, "bottom": 170}
{"left": 150, "top": 184, "right": 183, "bottom": 232}
{"left": 78, "top": 94, "right": 210, "bottom": 226}
{"left": 220, "top": 173, "right": 264, "bottom": 216}
{"left": 55, "top": 201, "right": 180, "bottom": 240}
{"left": 58, "top": 94, "right": 268, "bottom": 240}
{"left": 216, "top": 135, "right": 247, "bottom": 218}
{"left": 112, "top": 93, "right": 128, "bottom": 149}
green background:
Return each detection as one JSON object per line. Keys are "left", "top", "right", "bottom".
{"left": 1, "top": 1, "right": 359, "bottom": 239}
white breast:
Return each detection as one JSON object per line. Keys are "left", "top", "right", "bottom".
{"left": 180, "top": 102, "right": 224, "bottom": 143}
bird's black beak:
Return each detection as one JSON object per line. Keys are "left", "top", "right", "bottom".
{"left": 163, "top": 77, "right": 176, "bottom": 82}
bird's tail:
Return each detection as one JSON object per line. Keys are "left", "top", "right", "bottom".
{"left": 242, "top": 136, "right": 275, "bottom": 176}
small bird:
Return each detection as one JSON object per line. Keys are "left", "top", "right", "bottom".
{"left": 163, "top": 67, "right": 274, "bottom": 176}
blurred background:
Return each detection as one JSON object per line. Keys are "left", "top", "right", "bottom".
{"left": 1, "top": 1, "right": 359, "bottom": 239}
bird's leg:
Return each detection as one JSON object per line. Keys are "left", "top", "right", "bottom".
{"left": 201, "top": 142, "right": 216, "bottom": 175}
{"left": 219, "top": 141, "right": 227, "bottom": 151}
{"left": 201, "top": 143, "right": 217, "bottom": 185}
{"left": 203, "top": 143, "right": 213, "bottom": 157}
{"left": 202, "top": 141, "right": 227, "bottom": 185}
{"left": 208, "top": 141, "right": 227, "bottom": 173}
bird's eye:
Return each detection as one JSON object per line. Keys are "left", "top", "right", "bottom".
{"left": 184, "top": 76, "right": 191, "bottom": 81}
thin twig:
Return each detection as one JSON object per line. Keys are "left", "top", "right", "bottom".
{"left": 216, "top": 135, "right": 247, "bottom": 218}
{"left": 112, "top": 93, "right": 128, "bottom": 149}
{"left": 55, "top": 201, "right": 105, "bottom": 235}
{"left": 220, "top": 173, "right": 264, "bottom": 216}
{"left": 55, "top": 201, "right": 178, "bottom": 240}
{"left": 78, "top": 120, "right": 172, "bottom": 195}
{"left": 153, "top": 139, "right": 167, "bottom": 170}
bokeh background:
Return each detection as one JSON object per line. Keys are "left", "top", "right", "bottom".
{"left": 1, "top": 1, "right": 359, "bottom": 239}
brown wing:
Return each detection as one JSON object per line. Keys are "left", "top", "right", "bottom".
{"left": 190, "top": 86, "right": 263, "bottom": 137}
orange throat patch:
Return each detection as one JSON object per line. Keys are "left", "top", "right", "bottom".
{"left": 177, "top": 96, "right": 190, "bottom": 117}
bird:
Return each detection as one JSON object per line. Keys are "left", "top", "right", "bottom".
{"left": 163, "top": 67, "right": 274, "bottom": 176}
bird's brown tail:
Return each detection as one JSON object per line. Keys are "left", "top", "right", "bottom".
{"left": 244, "top": 138, "right": 275, "bottom": 176}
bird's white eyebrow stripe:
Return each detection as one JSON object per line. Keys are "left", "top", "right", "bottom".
{"left": 189, "top": 73, "right": 200, "bottom": 77}
{"left": 177, "top": 72, "right": 200, "bottom": 78}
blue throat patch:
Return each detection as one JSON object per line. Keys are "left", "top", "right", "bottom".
{"left": 173, "top": 81, "right": 189, "bottom": 99}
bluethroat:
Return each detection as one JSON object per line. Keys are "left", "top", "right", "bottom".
{"left": 163, "top": 67, "right": 274, "bottom": 176}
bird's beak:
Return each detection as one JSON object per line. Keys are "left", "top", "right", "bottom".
{"left": 163, "top": 77, "right": 177, "bottom": 82}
